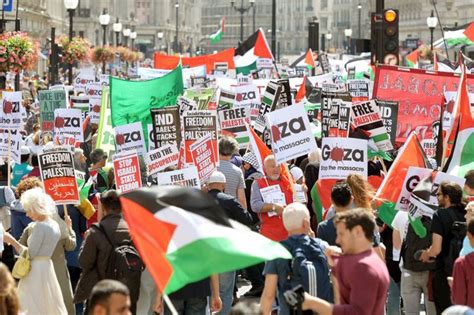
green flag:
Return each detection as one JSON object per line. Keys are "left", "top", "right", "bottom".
{"left": 110, "top": 65, "right": 184, "bottom": 146}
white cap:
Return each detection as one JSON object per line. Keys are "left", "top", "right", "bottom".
{"left": 21, "top": 146, "right": 31, "bottom": 156}
{"left": 290, "top": 166, "right": 304, "bottom": 181}
{"left": 208, "top": 171, "right": 226, "bottom": 184}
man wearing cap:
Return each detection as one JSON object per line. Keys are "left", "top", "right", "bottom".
{"left": 11, "top": 146, "right": 33, "bottom": 188}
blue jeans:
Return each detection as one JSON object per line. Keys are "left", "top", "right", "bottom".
{"left": 387, "top": 277, "right": 401, "bottom": 315}
{"left": 165, "top": 297, "right": 208, "bottom": 315}
{"left": 218, "top": 271, "right": 236, "bottom": 315}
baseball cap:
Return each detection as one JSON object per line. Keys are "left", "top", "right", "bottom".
{"left": 21, "top": 146, "right": 31, "bottom": 156}
{"left": 208, "top": 171, "right": 226, "bottom": 184}
{"left": 90, "top": 148, "right": 108, "bottom": 165}
{"left": 290, "top": 166, "right": 304, "bottom": 181}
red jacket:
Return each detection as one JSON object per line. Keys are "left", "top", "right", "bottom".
{"left": 451, "top": 251, "right": 474, "bottom": 307}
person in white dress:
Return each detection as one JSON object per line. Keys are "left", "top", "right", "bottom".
{"left": 3, "top": 187, "right": 67, "bottom": 315}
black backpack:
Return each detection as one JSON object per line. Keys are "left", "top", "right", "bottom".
{"left": 93, "top": 224, "right": 144, "bottom": 303}
{"left": 443, "top": 209, "right": 467, "bottom": 276}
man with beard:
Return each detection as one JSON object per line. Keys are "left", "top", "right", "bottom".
{"left": 420, "top": 181, "right": 466, "bottom": 314}
{"left": 250, "top": 155, "right": 293, "bottom": 242}
{"left": 74, "top": 148, "right": 88, "bottom": 173}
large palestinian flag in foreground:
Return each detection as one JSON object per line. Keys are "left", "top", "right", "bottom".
{"left": 120, "top": 186, "right": 291, "bottom": 294}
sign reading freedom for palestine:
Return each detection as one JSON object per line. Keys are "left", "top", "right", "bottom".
{"left": 39, "top": 147, "right": 79, "bottom": 205}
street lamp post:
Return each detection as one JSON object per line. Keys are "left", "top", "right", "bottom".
{"left": 344, "top": 28, "right": 352, "bottom": 54}
{"left": 357, "top": 3, "right": 362, "bottom": 39}
{"left": 64, "top": 0, "right": 78, "bottom": 85}
{"left": 271, "top": 0, "right": 276, "bottom": 57}
{"left": 427, "top": 10, "right": 438, "bottom": 56}
{"left": 130, "top": 31, "right": 137, "bottom": 50}
{"left": 326, "top": 33, "right": 332, "bottom": 52}
{"left": 175, "top": 1, "right": 179, "bottom": 53}
{"left": 231, "top": 0, "right": 255, "bottom": 43}
{"left": 123, "top": 28, "right": 131, "bottom": 47}
{"left": 113, "top": 18, "right": 122, "bottom": 46}
{"left": 99, "top": 9, "right": 110, "bottom": 74}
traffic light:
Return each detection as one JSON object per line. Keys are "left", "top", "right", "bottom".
{"left": 382, "top": 9, "right": 399, "bottom": 65}
{"left": 308, "top": 21, "right": 319, "bottom": 52}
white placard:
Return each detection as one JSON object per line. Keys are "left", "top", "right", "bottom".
{"left": 114, "top": 122, "right": 146, "bottom": 156}
{"left": 157, "top": 166, "right": 201, "bottom": 189}
{"left": 145, "top": 144, "right": 180, "bottom": 177}
{"left": 54, "top": 108, "right": 84, "bottom": 143}
{"left": 395, "top": 167, "right": 432, "bottom": 212}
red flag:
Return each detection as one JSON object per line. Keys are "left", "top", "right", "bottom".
{"left": 305, "top": 49, "right": 316, "bottom": 70}
{"left": 295, "top": 76, "right": 307, "bottom": 103}
{"left": 463, "top": 22, "right": 474, "bottom": 43}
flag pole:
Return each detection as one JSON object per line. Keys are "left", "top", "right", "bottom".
{"left": 7, "top": 129, "right": 11, "bottom": 187}
{"left": 163, "top": 294, "right": 178, "bottom": 315}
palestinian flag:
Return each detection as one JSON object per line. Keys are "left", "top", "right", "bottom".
{"left": 434, "top": 29, "right": 474, "bottom": 49}
{"left": 375, "top": 132, "right": 430, "bottom": 237}
{"left": 210, "top": 18, "right": 225, "bottom": 44}
{"left": 443, "top": 65, "right": 474, "bottom": 178}
{"left": 295, "top": 76, "right": 307, "bottom": 103}
{"left": 234, "top": 28, "right": 273, "bottom": 70}
{"left": 463, "top": 22, "right": 474, "bottom": 43}
{"left": 305, "top": 49, "right": 316, "bottom": 70}
{"left": 120, "top": 186, "right": 291, "bottom": 294}
{"left": 236, "top": 60, "right": 258, "bottom": 75}
{"left": 406, "top": 49, "right": 419, "bottom": 68}
{"left": 311, "top": 179, "right": 336, "bottom": 223}
{"left": 434, "top": 52, "right": 458, "bottom": 73}
{"left": 218, "top": 89, "right": 235, "bottom": 110}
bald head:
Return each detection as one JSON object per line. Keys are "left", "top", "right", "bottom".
{"left": 264, "top": 155, "right": 280, "bottom": 181}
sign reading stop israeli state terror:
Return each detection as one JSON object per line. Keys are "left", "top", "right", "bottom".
{"left": 266, "top": 105, "right": 317, "bottom": 165}
{"left": 113, "top": 153, "right": 142, "bottom": 193}
{"left": 114, "top": 122, "right": 146, "bottom": 156}
{"left": 54, "top": 108, "right": 84, "bottom": 143}
{"left": 319, "top": 137, "right": 368, "bottom": 180}
{"left": 0, "top": 91, "right": 23, "bottom": 130}
{"left": 38, "top": 89, "right": 67, "bottom": 132}
{"left": 190, "top": 134, "right": 218, "bottom": 183}
{"left": 39, "top": 147, "right": 79, "bottom": 205}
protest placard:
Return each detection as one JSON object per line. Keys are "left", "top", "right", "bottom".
{"left": 266, "top": 105, "right": 317, "bottom": 164}
{"left": 157, "top": 166, "right": 201, "bottom": 188}
{"left": 38, "top": 89, "right": 67, "bottom": 132}
{"left": 350, "top": 100, "right": 393, "bottom": 151}
{"left": 54, "top": 109, "right": 84, "bottom": 143}
{"left": 114, "top": 122, "right": 146, "bottom": 156}
{"left": 395, "top": 167, "right": 433, "bottom": 212}
{"left": 277, "top": 79, "right": 292, "bottom": 108}
{"left": 234, "top": 83, "right": 260, "bottom": 111}
{"left": 39, "top": 147, "right": 79, "bottom": 204}
{"left": 429, "top": 172, "right": 466, "bottom": 205}
{"left": 338, "top": 101, "right": 351, "bottom": 137}
{"left": 88, "top": 97, "right": 101, "bottom": 124}
{"left": 319, "top": 137, "right": 368, "bottom": 180}
{"left": 218, "top": 89, "right": 235, "bottom": 110}
{"left": 347, "top": 80, "right": 370, "bottom": 102}
{"left": 328, "top": 100, "right": 340, "bottom": 137}
{"left": 218, "top": 107, "right": 251, "bottom": 148}
{"left": 0, "top": 91, "right": 23, "bottom": 129}
{"left": 0, "top": 129, "right": 21, "bottom": 163}
{"left": 321, "top": 91, "right": 350, "bottom": 137}
{"left": 190, "top": 134, "right": 218, "bottom": 182}
{"left": 145, "top": 144, "right": 180, "bottom": 177}
{"left": 147, "top": 124, "right": 156, "bottom": 151}
{"left": 113, "top": 153, "right": 142, "bottom": 193}
{"left": 177, "top": 96, "right": 197, "bottom": 115}
{"left": 73, "top": 67, "right": 95, "bottom": 94}
{"left": 254, "top": 81, "right": 281, "bottom": 135}
{"left": 376, "top": 99, "right": 399, "bottom": 146}
{"left": 150, "top": 106, "right": 181, "bottom": 150}
{"left": 183, "top": 110, "right": 218, "bottom": 163}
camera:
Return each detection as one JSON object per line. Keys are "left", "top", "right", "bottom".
{"left": 283, "top": 284, "right": 305, "bottom": 308}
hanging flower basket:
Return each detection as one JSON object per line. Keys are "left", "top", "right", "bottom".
{"left": 91, "top": 46, "right": 116, "bottom": 64}
{"left": 0, "top": 32, "right": 39, "bottom": 73}
{"left": 58, "top": 35, "right": 91, "bottom": 65}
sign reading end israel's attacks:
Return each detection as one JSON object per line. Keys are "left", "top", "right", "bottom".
{"left": 319, "top": 137, "right": 368, "bottom": 180}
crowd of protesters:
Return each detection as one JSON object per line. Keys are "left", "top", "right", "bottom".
{"left": 0, "top": 76, "right": 473, "bottom": 315}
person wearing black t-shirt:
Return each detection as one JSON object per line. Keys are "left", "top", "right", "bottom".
{"left": 420, "top": 181, "right": 466, "bottom": 314}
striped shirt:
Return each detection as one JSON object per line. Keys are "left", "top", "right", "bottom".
{"left": 217, "top": 160, "right": 245, "bottom": 199}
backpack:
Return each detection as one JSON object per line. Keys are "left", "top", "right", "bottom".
{"left": 93, "top": 224, "right": 144, "bottom": 302}
{"left": 281, "top": 234, "right": 333, "bottom": 310}
{"left": 443, "top": 209, "right": 467, "bottom": 276}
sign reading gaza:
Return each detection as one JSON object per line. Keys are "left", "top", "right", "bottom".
{"left": 266, "top": 105, "right": 317, "bottom": 164}
{"left": 319, "top": 137, "right": 368, "bottom": 180}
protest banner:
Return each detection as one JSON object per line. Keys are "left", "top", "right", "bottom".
{"left": 177, "top": 96, "right": 198, "bottom": 115}
{"left": 96, "top": 89, "right": 116, "bottom": 163}
{"left": 347, "top": 80, "right": 370, "bottom": 102}
{"left": 150, "top": 106, "right": 181, "bottom": 150}
{"left": 277, "top": 79, "right": 292, "bottom": 108}
{"left": 319, "top": 137, "right": 368, "bottom": 180}
{"left": 350, "top": 100, "right": 393, "bottom": 151}
{"left": 376, "top": 99, "right": 399, "bottom": 146}
{"left": 328, "top": 100, "right": 340, "bottom": 137}
{"left": 395, "top": 167, "right": 433, "bottom": 212}
{"left": 234, "top": 83, "right": 260, "bottom": 109}
{"left": 114, "top": 122, "right": 146, "bottom": 156}
{"left": 217, "top": 89, "right": 235, "bottom": 110}
{"left": 218, "top": 107, "right": 251, "bottom": 148}
{"left": 88, "top": 97, "right": 101, "bottom": 124}
{"left": 254, "top": 81, "right": 281, "bottom": 135}
{"left": 266, "top": 105, "right": 317, "bottom": 164}
{"left": 38, "top": 89, "right": 67, "bottom": 132}
{"left": 190, "top": 134, "right": 218, "bottom": 183}
{"left": 373, "top": 65, "right": 474, "bottom": 142}
{"left": 184, "top": 88, "right": 216, "bottom": 110}
{"left": 99, "top": 74, "right": 110, "bottom": 87}
{"left": 73, "top": 67, "right": 95, "bottom": 94}
{"left": 39, "top": 147, "right": 79, "bottom": 205}
{"left": 157, "top": 166, "right": 201, "bottom": 188}
{"left": 110, "top": 65, "right": 184, "bottom": 147}
{"left": 113, "top": 153, "right": 142, "bottom": 193}
{"left": 54, "top": 108, "right": 84, "bottom": 143}
{"left": 183, "top": 110, "right": 218, "bottom": 163}
{"left": 145, "top": 144, "right": 180, "bottom": 177}
{"left": 321, "top": 91, "right": 350, "bottom": 138}
{"left": 0, "top": 128, "right": 21, "bottom": 164}
{"left": 0, "top": 91, "right": 23, "bottom": 130}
